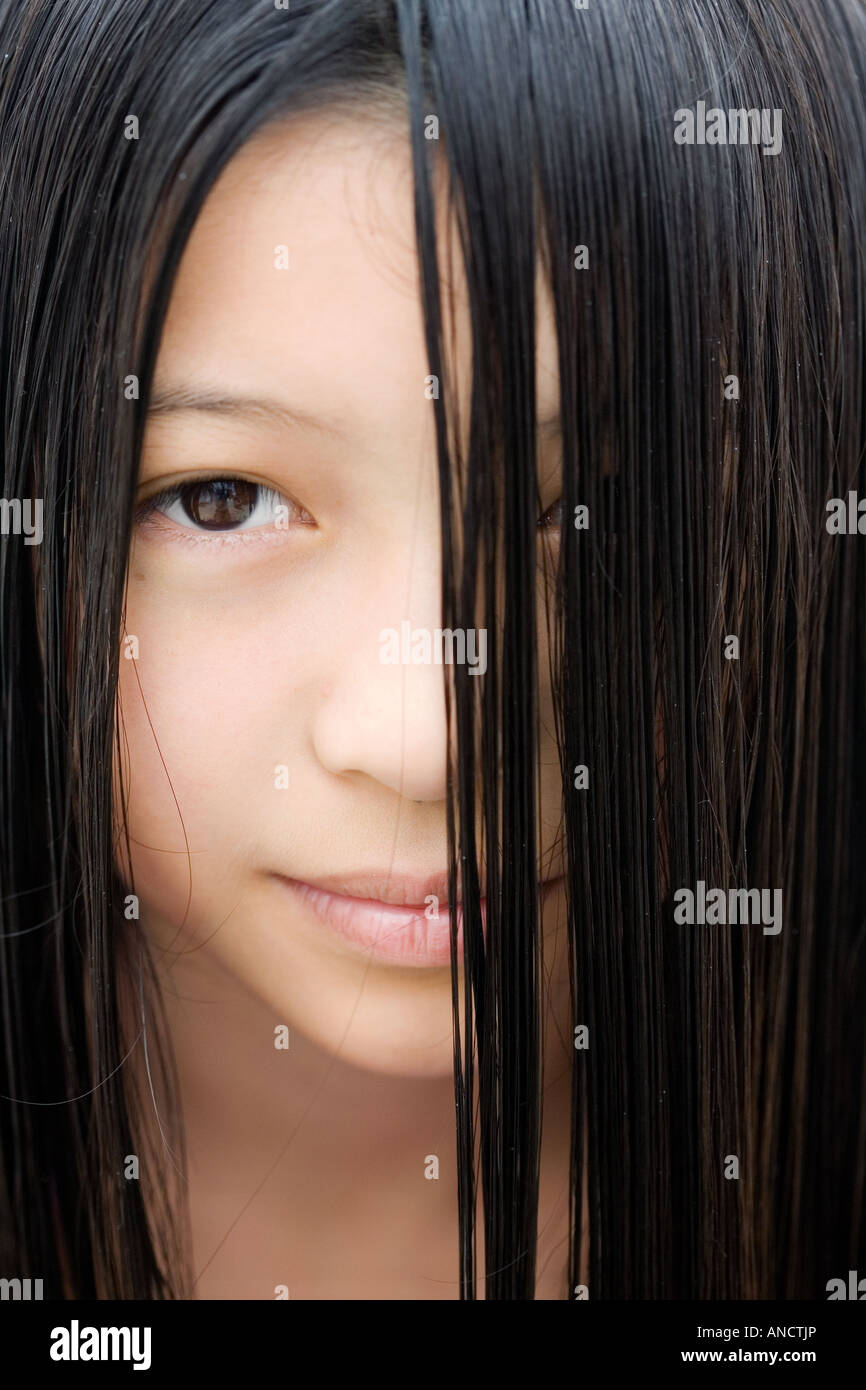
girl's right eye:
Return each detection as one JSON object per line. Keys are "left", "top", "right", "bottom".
{"left": 136, "top": 476, "right": 313, "bottom": 533}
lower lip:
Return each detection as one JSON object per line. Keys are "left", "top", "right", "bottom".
{"left": 275, "top": 875, "right": 564, "bottom": 969}
{"left": 276, "top": 876, "right": 480, "bottom": 967}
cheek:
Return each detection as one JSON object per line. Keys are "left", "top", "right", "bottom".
{"left": 536, "top": 558, "right": 564, "bottom": 860}
{"left": 537, "top": 683, "right": 564, "bottom": 865}
{"left": 113, "top": 576, "right": 300, "bottom": 926}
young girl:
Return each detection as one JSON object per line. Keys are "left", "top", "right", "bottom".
{"left": 1, "top": 0, "right": 864, "bottom": 1301}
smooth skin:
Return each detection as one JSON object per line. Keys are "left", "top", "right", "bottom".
{"left": 115, "top": 104, "right": 576, "bottom": 1298}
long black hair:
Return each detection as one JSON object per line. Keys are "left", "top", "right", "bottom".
{"left": 1, "top": 0, "right": 864, "bottom": 1298}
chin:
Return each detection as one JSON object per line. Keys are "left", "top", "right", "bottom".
{"left": 243, "top": 959, "right": 460, "bottom": 1080}
{"left": 332, "top": 1034, "right": 456, "bottom": 1080}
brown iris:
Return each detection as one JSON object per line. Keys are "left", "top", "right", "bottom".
{"left": 537, "top": 497, "right": 565, "bottom": 530}
{"left": 180, "top": 478, "right": 259, "bottom": 530}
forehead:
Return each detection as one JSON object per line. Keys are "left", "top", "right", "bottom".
{"left": 153, "top": 107, "right": 560, "bottom": 441}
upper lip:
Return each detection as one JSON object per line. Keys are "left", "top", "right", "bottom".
{"left": 276, "top": 870, "right": 563, "bottom": 908}
{"left": 277, "top": 872, "right": 459, "bottom": 907}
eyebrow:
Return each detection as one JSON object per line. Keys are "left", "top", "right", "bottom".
{"left": 148, "top": 381, "right": 562, "bottom": 444}
{"left": 147, "top": 383, "right": 350, "bottom": 439}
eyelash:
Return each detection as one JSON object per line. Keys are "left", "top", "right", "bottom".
{"left": 134, "top": 474, "right": 563, "bottom": 543}
{"left": 134, "top": 475, "right": 313, "bottom": 545}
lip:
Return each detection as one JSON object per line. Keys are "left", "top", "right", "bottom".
{"left": 273, "top": 871, "right": 564, "bottom": 969}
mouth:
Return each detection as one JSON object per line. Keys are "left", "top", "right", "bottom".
{"left": 272, "top": 871, "right": 563, "bottom": 969}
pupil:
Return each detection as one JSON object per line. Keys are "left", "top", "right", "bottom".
{"left": 182, "top": 479, "right": 258, "bottom": 529}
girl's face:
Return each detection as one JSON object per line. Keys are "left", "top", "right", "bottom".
{"left": 116, "top": 109, "right": 567, "bottom": 1077}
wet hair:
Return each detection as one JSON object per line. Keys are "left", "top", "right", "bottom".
{"left": 1, "top": 0, "right": 864, "bottom": 1298}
